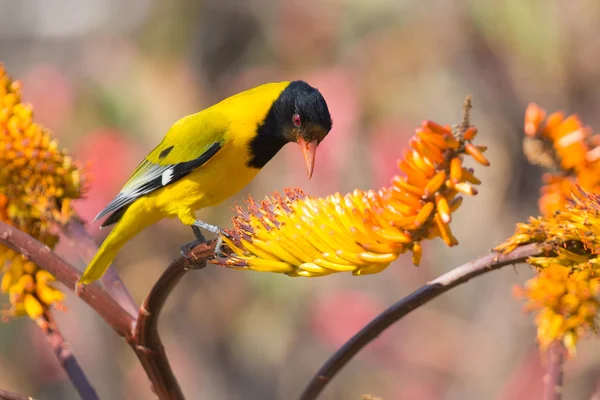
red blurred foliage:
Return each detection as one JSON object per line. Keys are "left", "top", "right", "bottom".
{"left": 388, "top": 377, "right": 446, "bottom": 400}
{"left": 309, "top": 289, "right": 386, "bottom": 351}
{"left": 72, "top": 129, "right": 143, "bottom": 230}
{"left": 274, "top": 1, "right": 341, "bottom": 66}
{"left": 497, "top": 348, "right": 544, "bottom": 400}
{"left": 20, "top": 64, "right": 74, "bottom": 134}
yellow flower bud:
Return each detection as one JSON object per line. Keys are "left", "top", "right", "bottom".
{"left": 23, "top": 294, "right": 43, "bottom": 319}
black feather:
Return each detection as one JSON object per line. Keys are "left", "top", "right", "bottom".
{"left": 96, "top": 142, "right": 222, "bottom": 226}
{"left": 100, "top": 205, "right": 131, "bottom": 228}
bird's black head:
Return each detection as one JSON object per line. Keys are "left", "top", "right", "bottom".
{"left": 249, "top": 80, "right": 333, "bottom": 178}
{"left": 276, "top": 81, "right": 332, "bottom": 143}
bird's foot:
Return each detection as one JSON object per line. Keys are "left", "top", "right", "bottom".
{"left": 190, "top": 220, "right": 229, "bottom": 259}
{"left": 214, "top": 236, "right": 224, "bottom": 258}
{"left": 180, "top": 225, "right": 207, "bottom": 258}
{"left": 192, "top": 220, "right": 221, "bottom": 235}
{"left": 191, "top": 225, "right": 206, "bottom": 241}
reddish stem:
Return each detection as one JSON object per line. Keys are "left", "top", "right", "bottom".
{"left": 42, "top": 311, "right": 99, "bottom": 400}
{"left": 132, "top": 242, "right": 213, "bottom": 399}
{"left": 543, "top": 341, "right": 565, "bottom": 400}
{"left": 0, "top": 222, "right": 134, "bottom": 336}
{"left": 0, "top": 220, "right": 216, "bottom": 400}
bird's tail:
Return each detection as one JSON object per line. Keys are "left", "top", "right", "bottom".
{"left": 79, "top": 203, "right": 158, "bottom": 285}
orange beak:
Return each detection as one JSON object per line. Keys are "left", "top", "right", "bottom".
{"left": 297, "top": 137, "right": 318, "bottom": 179}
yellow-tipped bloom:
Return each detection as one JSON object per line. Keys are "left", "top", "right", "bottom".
{"left": 215, "top": 111, "right": 490, "bottom": 277}
{"left": 497, "top": 188, "right": 600, "bottom": 354}
{"left": 0, "top": 65, "right": 85, "bottom": 321}
{"left": 497, "top": 188, "right": 600, "bottom": 267}
{"left": 514, "top": 264, "right": 599, "bottom": 355}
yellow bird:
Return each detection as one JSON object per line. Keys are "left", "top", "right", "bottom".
{"left": 79, "top": 81, "right": 332, "bottom": 285}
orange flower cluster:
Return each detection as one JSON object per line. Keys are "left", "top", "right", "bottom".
{"left": 0, "top": 65, "right": 85, "bottom": 321}
{"left": 505, "top": 104, "right": 600, "bottom": 353}
{"left": 216, "top": 110, "right": 490, "bottom": 277}
{"left": 524, "top": 103, "right": 600, "bottom": 215}
{"left": 514, "top": 264, "right": 599, "bottom": 355}
{"left": 498, "top": 186, "right": 600, "bottom": 353}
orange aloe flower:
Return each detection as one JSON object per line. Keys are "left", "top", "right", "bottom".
{"left": 523, "top": 103, "right": 600, "bottom": 215}
{"left": 215, "top": 103, "right": 490, "bottom": 277}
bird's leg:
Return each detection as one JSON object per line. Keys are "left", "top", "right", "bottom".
{"left": 192, "top": 225, "right": 206, "bottom": 241}
{"left": 180, "top": 225, "right": 208, "bottom": 258}
{"left": 193, "top": 220, "right": 227, "bottom": 257}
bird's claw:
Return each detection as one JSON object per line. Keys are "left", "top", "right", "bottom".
{"left": 214, "top": 236, "right": 224, "bottom": 258}
{"left": 192, "top": 220, "right": 229, "bottom": 258}
{"left": 187, "top": 221, "right": 229, "bottom": 259}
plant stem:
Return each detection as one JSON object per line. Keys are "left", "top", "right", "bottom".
{"left": 0, "top": 221, "right": 134, "bottom": 336}
{"left": 544, "top": 341, "right": 565, "bottom": 400}
{"left": 41, "top": 311, "right": 99, "bottom": 400}
{"left": 0, "top": 220, "right": 216, "bottom": 400}
{"left": 132, "top": 244, "right": 212, "bottom": 400}
{"left": 298, "top": 243, "right": 544, "bottom": 400}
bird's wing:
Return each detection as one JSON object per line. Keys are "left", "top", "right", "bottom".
{"left": 95, "top": 111, "right": 230, "bottom": 226}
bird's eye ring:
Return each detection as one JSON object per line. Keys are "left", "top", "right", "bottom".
{"left": 292, "top": 113, "right": 301, "bottom": 127}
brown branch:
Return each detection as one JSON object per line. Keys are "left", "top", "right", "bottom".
{"left": 132, "top": 242, "right": 213, "bottom": 400}
{"left": 41, "top": 311, "right": 99, "bottom": 400}
{"left": 61, "top": 218, "right": 138, "bottom": 318}
{"left": 0, "top": 389, "right": 35, "bottom": 400}
{"left": 0, "top": 220, "right": 216, "bottom": 400}
{"left": 544, "top": 341, "right": 565, "bottom": 400}
{"left": 0, "top": 221, "right": 134, "bottom": 337}
{"left": 298, "top": 243, "right": 544, "bottom": 400}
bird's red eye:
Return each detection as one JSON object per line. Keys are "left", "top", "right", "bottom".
{"left": 292, "top": 113, "right": 301, "bottom": 127}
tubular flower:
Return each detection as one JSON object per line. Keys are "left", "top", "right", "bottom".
{"left": 0, "top": 65, "right": 85, "bottom": 321}
{"left": 497, "top": 188, "right": 600, "bottom": 354}
{"left": 523, "top": 103, "right": 600, "bottom": 215}
{"left": 497, "top": 188, "right": 600, "bottom": 270}
{"left": 215, "top": 111, "right": 490, "bottom": 277}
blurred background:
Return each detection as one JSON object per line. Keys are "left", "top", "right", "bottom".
{"left": 2, "top": 0, "right": 600, "bottom": 399}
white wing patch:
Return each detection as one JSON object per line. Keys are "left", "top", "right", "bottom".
{"left": 161, "top": 168, "right": 174, "bottom": 186}
{"left": 93, "top": 160, "right": 171, "bottom": 222}
{"left": 94, "top": 141, "right": 222, "bottom": 226}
